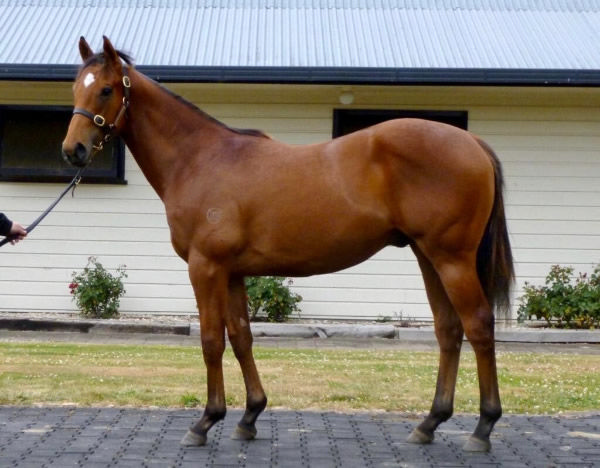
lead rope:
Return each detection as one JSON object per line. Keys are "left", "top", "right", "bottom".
{"left": 0, "top": 168, "right": 84, "bottom": 247}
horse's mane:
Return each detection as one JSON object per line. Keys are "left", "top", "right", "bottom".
{"left": 80, "top": 50, "right": 269, "bottom": 140}
{"left": 156, "top": 84, "right": 270, "bottom": 139}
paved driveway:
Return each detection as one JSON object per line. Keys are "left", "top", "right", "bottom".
{"left": 1, "top": 406, "right": 599, "bottom": 467}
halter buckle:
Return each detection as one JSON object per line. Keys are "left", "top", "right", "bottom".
{"left": 123, "top": 76, "right": 131, "bottom": 88}
{"left": 93, "top": 114, "right": 106, "bottom": 127}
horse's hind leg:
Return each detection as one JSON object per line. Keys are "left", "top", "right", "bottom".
{"left": 224, "top": 277, "right": 267, "bottom": 440}
{"left": 432, "top": 253, "right": 501, "bottom": 452}
{"left": 408, "top": 246, "right": 464, "bottom": 445}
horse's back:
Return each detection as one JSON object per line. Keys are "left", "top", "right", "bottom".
{"left": 330, "top": 117, "right": 493, "bottom": 184}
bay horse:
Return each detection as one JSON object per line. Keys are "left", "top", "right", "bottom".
{"left": 62, "top": 37, "right": 514, "bottom": 452}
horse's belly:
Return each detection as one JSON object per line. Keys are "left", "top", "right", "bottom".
{"left": 237, "top": 215, "right": 398, "bottom": 277}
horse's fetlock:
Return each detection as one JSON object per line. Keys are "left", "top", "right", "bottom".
{"left": 191, "top": 406, "right": 226, "bottom": 436}
{"left": 248, "top": 395, "right": 267, "bottom": 414}
{"left": 206, "top": 406, "right": 227, "bottom": 423}
{"left": 432, "top": 407, "right": 453, "bottom": 423}
{"left": 481, "top": 403, "right": 502, "bottom": 423}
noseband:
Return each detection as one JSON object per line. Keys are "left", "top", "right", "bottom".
{"left": 72, "top": 69, "right": 131, "bottom": 151}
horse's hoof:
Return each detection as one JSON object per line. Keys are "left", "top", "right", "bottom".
{"left": 231, "top": 424, "right": 257, "bottom": 441}
{"left": 407, "top": 428, "right": 434, "bottom": 444}
{"left": 463, "top": 435, "right": 491, "bottom": 452}
{"left": 181, "top": 429, "right": 207, "bottom": 446}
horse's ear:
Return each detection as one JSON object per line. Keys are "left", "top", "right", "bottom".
{"left": 79, "top": 36, "right": 93, "bottom": 62}
{"left": 102, "top": 36, "right": 120, "bottom": 69}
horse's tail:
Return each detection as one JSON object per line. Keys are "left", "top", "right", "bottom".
{"left": 475, "top": 137, "right": 515, "bottom": 319}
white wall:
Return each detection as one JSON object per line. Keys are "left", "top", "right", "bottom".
{"left": 1, "top": 83, "right": 599, "bottom": 320}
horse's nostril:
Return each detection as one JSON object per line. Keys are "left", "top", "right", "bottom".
{"left": 75, "top": 142, "right": 87, "bottom": 161}
{"left": 62, "top": 142, "right": 88, "bottom": 166}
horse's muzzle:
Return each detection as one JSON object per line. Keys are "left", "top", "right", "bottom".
{"left": 62, "top": 142, "right": 89, "bottom": 167}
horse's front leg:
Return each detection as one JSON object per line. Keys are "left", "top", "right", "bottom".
{"left": 225, "top": 276, "right": 267, "bottom": 440}
{"left": 181, "top": 257, "right": 229, "bottom": 447}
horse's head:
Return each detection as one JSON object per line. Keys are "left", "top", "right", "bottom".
{"left": 62, "top": 36, "right": 131, "bottom": 167}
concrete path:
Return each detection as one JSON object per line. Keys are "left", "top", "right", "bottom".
{"left": 1, "top": 406, "right": 599, "bottom": 467}
{"left": 2, "top": 329, "right": 600, "bottom": 355}
{"left": 2, "top": 315, "right": 600, "bottom": 344}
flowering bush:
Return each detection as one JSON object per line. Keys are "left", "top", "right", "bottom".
{"left": 517, "top": 264, "right": 600, "bottom": 329}
{"left": 245, "top": 276, "right": 302, "bottom": 322}
{"left": 69, "top": 257, "right": 127, "bottom": 319}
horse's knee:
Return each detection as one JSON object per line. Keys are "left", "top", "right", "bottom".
{"left": 228, "top": 329, "right": 253, "bottom": 360}
{"left": 201, "top": 333, "right": 225, "bottom": 364}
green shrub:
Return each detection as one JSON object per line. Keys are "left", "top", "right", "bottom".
{"left": 517, "top": 264, "right": 600, "bottom": 329}
{"left": 69, "top": 256, "right": 127, "bottom": 319}
{"left": 245, "top": 276, "right": 302, "bottom": 323}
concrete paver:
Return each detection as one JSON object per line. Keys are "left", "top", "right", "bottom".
{"left": 1, "top": 406, "right": 599, "bottom": 467}
{"left": 1, "top": 326, "right": 600, "bottom": 466}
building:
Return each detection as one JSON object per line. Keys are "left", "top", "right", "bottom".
{"left": 1, "top": 0, "right": 599, "bottom": 321}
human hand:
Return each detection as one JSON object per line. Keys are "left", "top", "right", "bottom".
{"left": 9, "top": 222, "right": 27, "bottom": 244}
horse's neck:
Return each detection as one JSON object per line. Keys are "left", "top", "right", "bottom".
{"left": 122, "top": 70, "right": 224, "bottom": 200}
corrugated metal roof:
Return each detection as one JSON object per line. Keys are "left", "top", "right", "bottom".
{"left": 1, "top": 0, "right": 599, "bottom": 83}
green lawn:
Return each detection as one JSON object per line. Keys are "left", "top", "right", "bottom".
{"left": 1, "top": 342, "right": 598, "bottom": 414}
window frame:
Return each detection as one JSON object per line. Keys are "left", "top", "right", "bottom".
{"left": 332, "top": 109, "right": 468, "bottom": 138}
{"left": 0, "top": 104, "right": 126, "bottom": 184}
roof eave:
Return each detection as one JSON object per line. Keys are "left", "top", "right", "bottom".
{"left": 1, "top": 64, "right": 599, "bottom": 87}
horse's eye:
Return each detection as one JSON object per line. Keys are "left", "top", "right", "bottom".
{"left": 100, "top": 86, "right": 113, "bottom": 97}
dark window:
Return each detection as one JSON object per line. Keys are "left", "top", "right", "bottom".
{"left": 0, "top": 106, "right": 126, "bottom": 184}
{"left": 333, "top": 109, "right": 468, "bottom": 137}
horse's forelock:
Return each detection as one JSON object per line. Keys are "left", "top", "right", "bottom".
{"left": 80, "top": 50, "right": 134, "bottom": 72}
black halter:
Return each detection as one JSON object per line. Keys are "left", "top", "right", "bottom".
{"left": 72, "top": 69, "right": 131, "bottom": 151}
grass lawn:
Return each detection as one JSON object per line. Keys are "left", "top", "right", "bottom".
{"left": 1, "top": 342, "right": 598, "bottom": 414}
